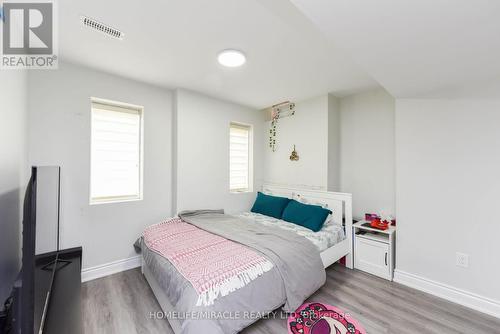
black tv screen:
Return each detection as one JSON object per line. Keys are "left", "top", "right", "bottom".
{"left": 17, "top": 166, "right": 61, "bottom": 334}
{"left": 19, "top": 167, "right": 36, "bottom": 334}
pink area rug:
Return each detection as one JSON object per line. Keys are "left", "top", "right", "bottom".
{"left": 288, "top": 302, "right": 367, "bottom": 334}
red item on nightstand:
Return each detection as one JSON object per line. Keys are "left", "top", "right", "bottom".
{"left": 370, "top": 219, "right": 389, "bottom": 230}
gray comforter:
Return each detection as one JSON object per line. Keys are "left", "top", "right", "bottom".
{"left": 139, "top": 210, "right": 326, "bottom": 334}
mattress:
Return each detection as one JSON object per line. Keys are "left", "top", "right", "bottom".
{"left": 236, "top": 212, "right": 345, "bottom": 252}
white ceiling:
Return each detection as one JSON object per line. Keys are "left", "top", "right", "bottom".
{"left": 290, "top": 0, "right": 500, "bottom": 98}
{"left": 59, "top": 0, "right": 378, "bottom": 109}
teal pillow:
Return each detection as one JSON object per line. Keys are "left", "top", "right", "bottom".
{"left": 251, "top": 192, "right": 291, "bottom": 219}
{"left": 282, "top": 200, "right": 331, "bottom": 232}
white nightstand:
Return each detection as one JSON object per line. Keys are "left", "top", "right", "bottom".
{"left": 353, "top": 221, "right": 396, "bottom": 281}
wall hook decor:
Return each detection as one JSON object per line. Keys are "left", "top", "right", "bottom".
{"left": 290, "top": 145, "right": 299, "bottom": 161}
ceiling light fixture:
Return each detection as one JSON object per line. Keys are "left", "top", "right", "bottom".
{"left": 217, "top": 49, "right": 246, "bottom": 67}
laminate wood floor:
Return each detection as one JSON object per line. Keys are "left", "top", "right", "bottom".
{"left": 82, "top": 265, "right": 500, "bottom": 334}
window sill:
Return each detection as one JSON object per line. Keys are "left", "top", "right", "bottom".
{"left": 230, "top": 190, "right": 253, "bottom": 194}
{"left": 89, "top": 196, "right": 143, "bottom": 206}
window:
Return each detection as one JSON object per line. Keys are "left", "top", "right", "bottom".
{"left": 90, "top": 98, "right": 144, "bottom": 204}
{"left": 229, "top": 122, "right": 252, "bottom": 192}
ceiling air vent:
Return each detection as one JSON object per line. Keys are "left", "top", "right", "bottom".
{"left": 81, "top": 16, "right": 124, "bottom": 40}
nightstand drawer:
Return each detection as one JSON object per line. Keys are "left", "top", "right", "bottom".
{"left": 354, "top": 237, "right": 391, "bottom": 280}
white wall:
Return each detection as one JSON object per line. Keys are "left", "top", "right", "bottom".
{"left": 0, "top": 71, "right": 28, "bottom": 304}
{"left": 264, "top": 95, "right": 330, "bottom": 190}
{"left": 339, "top": 89, "right": 395, "bottom": 219}
{"left": 327, "top": 94, "right": 341, "bottom": 191}
{"left": 262, "top": 89, "right": 396, "bottom": 218}
{"left": 175, "top": 89, "right": 265, "bottom": 214}
{"left": 396, "top": 99, "right": 500, "bottom": 310}
{"left": 27, "top": 62, "right": 173, "bottom": 270}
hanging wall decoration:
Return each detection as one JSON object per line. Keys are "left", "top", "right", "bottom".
{"left": 267, "top": 101, "right": 295, "bottom": 152}
{"left": 289, "top": 145, "right": 299, "bottom": 161}
{"left": 270, "top": 116, "right": 277, "bottom": 152}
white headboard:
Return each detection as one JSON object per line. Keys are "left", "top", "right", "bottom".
{"left": 262, "top": 184, "right": 352, "bottom": 227}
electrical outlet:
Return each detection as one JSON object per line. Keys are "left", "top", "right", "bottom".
{"left": 456, "top": 252, "right": 469, "bottom": 268}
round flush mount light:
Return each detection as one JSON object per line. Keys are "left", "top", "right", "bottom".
{"left": 217, "top": 49, "right": 246, "bottom": 67}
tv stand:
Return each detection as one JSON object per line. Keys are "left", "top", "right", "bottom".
{"left": 41, "top": 247, "right": 82, "bottom": 334}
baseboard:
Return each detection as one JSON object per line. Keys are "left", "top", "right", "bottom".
{"left": 394, "top": 269, "right": 500, "bottom": 319}
{"left": 81, "top": 255, "right": 142, "bottom": 283}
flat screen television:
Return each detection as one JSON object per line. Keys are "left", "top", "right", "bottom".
{"left": 12, "top": 166, "right": 62, "bottom": 334}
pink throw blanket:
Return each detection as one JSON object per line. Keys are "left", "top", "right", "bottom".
{"left": 143, "top": 218, "right": 274, "bottom": 306}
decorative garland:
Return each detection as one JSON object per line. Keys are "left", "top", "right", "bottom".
{"left": 268, "top": 102, "right": 295, "bottom": 152}
{"left": 269, "top": 114, "right": 278, "bottom": 152}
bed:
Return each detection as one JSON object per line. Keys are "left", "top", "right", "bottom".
{"left": 140, "top": 185, "right": 353, "bottom": 334}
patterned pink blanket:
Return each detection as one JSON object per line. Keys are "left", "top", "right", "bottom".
{"left": 143, "top": 218, "right": 273, "bottom": 306}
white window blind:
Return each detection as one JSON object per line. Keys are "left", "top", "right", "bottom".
{"left": 90, "top": 99, "right": 143, "bottom": 204}
{"left": 230, "top": 123, "right": 251, "bottom": 192}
